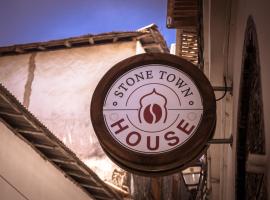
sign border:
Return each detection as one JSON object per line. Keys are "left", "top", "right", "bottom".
{"left": 91, "top": 53, "right": 216, "bottom": 175}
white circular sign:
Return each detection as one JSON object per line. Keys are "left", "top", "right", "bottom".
{"left": 103, "top": 64, "right": 203, "bottom": 154}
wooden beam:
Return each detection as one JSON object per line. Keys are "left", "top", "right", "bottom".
{"left": 0, "top": 110, "right": 23, "bottom": 118}
{"left": 173, "top": 10, "right": 198, "bottom": 14}
{"left": 136, "top": 34, "right": 148, "bottom": 40}
{"left": 16, "top": 128, "right": 45, "bottom": 136}
{"left": 34, "top": 143, "right": 58, "bottom": 150}
{"left": 81, "top": 184, "right": 107, "bottom": 193}
{"left": 173, "top": 5, "right": 198, "bottom": 9}
{"left": 113, "top": 37, "right": 118, "bottom": 43}
{"left": 174, "top": 1, "right": 197, "bottom": 6}
{"left": 15, "top": 47, "right": 24, "bottom": 53}
{"left": 89, "top": 37, "right": 95, "bottom": 45}
{"left": 167, "top": 17, "right": 197, "bottom": 28}
{"left": 92, "top": 195, "right": 112, "bottom": 200}
{"left": 173, "top": 14, "right": 197, "bottom": 18}
{"left": 105, "top": 181, "right": 129, "bottom": 197}
{"left": 75, "top": 165, "right": 91, "bottom": 176}
{"left": 50, "top": 158, "right": 76, "bottom": 165}
{"left": 151, "top": 178, "right": 161, "bottom": 200}
{"left": 64, "top": 41, "right": 72, "bottom": 48}
{"left": 38, "top": 46, "right": 46, "bottom": 50}
{"left": 67, "top": 171, "right": 92, "bottom": 180}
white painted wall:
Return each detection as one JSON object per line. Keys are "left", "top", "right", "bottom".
{"left": 0, "top": 54, "right": 30, "bottom": 102}
{"left": 0, "top": 120, "right": 93, "bottom": 200}
{"left": 0, "top": 41, "right": 137, "bottom": 181}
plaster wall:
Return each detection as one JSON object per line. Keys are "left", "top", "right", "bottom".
{"left": 0, "top": 54, "right": 30, "bottom": 102}
{"left": 0, "top": 120, "right": 93, "bottom": 200}
{"left": 0, "top": 41, "right": 137, "bottom": 180}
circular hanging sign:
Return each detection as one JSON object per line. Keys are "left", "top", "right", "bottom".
{"left": 91, "top": 53, "right": 216, "bottom": 176}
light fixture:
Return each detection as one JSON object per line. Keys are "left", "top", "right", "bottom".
{"left": 182, "top": 165, "right": 202, "bottom": 191}
{"left": 181, "top": 155, "right": 206, "bottom": 198}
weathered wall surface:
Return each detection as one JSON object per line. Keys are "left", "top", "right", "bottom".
{"left": 203, "top": 0, "right": 234, "bottom": 199}
{"left": 0, "top": 41, "right": 136, "bottom": 180}
{"left": 204, "top": 0, "right": 270, "bottom": 199}
{"left": 229, "top": 0, "right": 270, "bottom": 198}
{"left": 0, "top": 120, "right": 93, "bottom": 200}
{"left": 0, "top": 54, "right": 30, "bottom": 102}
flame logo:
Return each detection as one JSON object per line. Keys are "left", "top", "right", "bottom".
{"left": 139, "top": 89, "right": 167, "bottom": 124}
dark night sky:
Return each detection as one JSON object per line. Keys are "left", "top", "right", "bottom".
{"left": 0, "top": 0, "right": 176, "bottom": 47}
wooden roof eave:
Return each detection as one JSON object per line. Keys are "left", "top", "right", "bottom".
{"left": 0, "top": 83, "right": 123, "bottom": 200}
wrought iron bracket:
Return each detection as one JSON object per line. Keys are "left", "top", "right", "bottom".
{"left": 208, "top": 135, "right": 233, "bottom": 147}
{"left": 213, "top": 86, "right": 233, "bottom": 92}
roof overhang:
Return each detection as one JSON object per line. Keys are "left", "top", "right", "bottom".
{"left": 0, "top": 24, "right": 169, "bottom": 56}
{"left": 0, "top": 83, "right": 125, "bottom": 200}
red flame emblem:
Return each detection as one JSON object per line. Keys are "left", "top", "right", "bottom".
{"left": 139, "top": 89, "right": 167, "bottom": 124}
